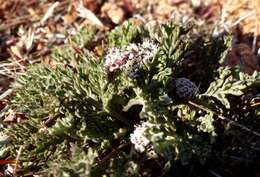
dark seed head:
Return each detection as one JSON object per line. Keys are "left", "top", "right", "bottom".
{"left": 174, "top": 77, "right": 199, "bottom": 99}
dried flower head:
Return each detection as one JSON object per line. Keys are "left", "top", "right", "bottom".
{"left": 174, "top": 77, "right": 199, "bottom": 99}
{"left": 104, "top": 40, "right": 157, "bottom": 77}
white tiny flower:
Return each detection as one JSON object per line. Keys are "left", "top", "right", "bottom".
{"left": 128, "top": 53, "right": 135, "bottom": 60}
{"left": 104, "top": 40, "right": 157, "bottom": 75}
{"left": 127, "top": 43, "right": 139, "bottom": 52}
{"left": 130, "top": 122, "right": 154, "bottom": 153}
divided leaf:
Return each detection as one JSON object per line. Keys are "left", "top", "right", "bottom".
{"left": 202, "top": 67, "right": 259, "bottom": 108}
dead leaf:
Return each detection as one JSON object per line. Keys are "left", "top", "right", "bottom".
{"left": 3, "top": 109, "right": 25, "bottom": 123}
{"left": 10, "top": 45, "right": 23, "bottom": 60}
{"left": 123, "top": 0, "right": 135, "bottom": 15}
{"left": 42, "top": 56, "right": 57, "bottom": 69}
{"left": 101, "top": 2, "right": 126, "bottom": 24}
{"left": 83, "top": 0, "right": 100, "bottom": 13}
{"left": 154, "top": 2, "right": 174, "bottom": 20}
{"left": 20, "top": 27, "right": 35, "bottom": 52}
{"left": 172, "top": 0, "right": 186, "bottom": 5}
{"left": 76, "top": 1, "right": 104, "bottom": 27}
{"left": 40, "top": 2, "right": 60, "bottom": 25}
{"left": 0, "top": 100, "right": 6, "bottom": 110}
{"left": 3, "top": 109, "right": 16, "bottom": 122}
{"left": 94, "top": 46, "right": 104, "bottom": 57}
{"left": 63, "top": 5, "right": 78, "bottom": 24}
{"left": 220, "top": 0, "right": 260, "bottom": 35}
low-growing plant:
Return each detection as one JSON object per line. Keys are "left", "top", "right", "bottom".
{"left": 1, "top": 21, "right": 260, "bottom": 177}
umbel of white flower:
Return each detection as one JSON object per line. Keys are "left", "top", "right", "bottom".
{"left": 130, "top": 122, "right": 154, "bottom": 153}
{"left": 104, "top": 40, "right": 157, "bottom": 77}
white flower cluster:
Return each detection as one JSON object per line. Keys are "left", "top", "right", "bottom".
{"left": 130, "top": 121, "right": 153, "bottom": 153}
{"left": 104, "top": 40, "right": 157, "bottom": 77}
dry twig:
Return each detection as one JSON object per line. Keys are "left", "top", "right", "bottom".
{"left": 13, "top": 146, "right": 23, "bottom": 176}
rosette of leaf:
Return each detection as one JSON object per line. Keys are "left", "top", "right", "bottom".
{"left": 3, "top": 20, "right": 260, "bottom": 177}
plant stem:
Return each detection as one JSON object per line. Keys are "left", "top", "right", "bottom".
{"left": 98, "top": 142, "right": 131, "bottom": 166}
{"left": 188, "top": 101, "right": 260, "bottom": 137}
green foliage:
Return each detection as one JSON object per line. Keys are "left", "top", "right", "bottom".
{"left": 1, "top": 21, "right": 260, "bottom": 177}
{"left": 0, "top": 131, "right": 10, "bottom": 158}
{"left": 108, "top": 22, "right": 143, "bottom": 47}
{"left": 197, "top": 112, "right": 215, "bottom": 136}
{"left": 202, "top": 67, "right": 260, "bottom": 108}
{"left": 49, "top": 145, "right": 98, "bottom": 177}
{"left": 150, "top": 21, "right": 189, "bottom": 65}
{"left": 51, "top": 27, "right": 96, "bottom": 65}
